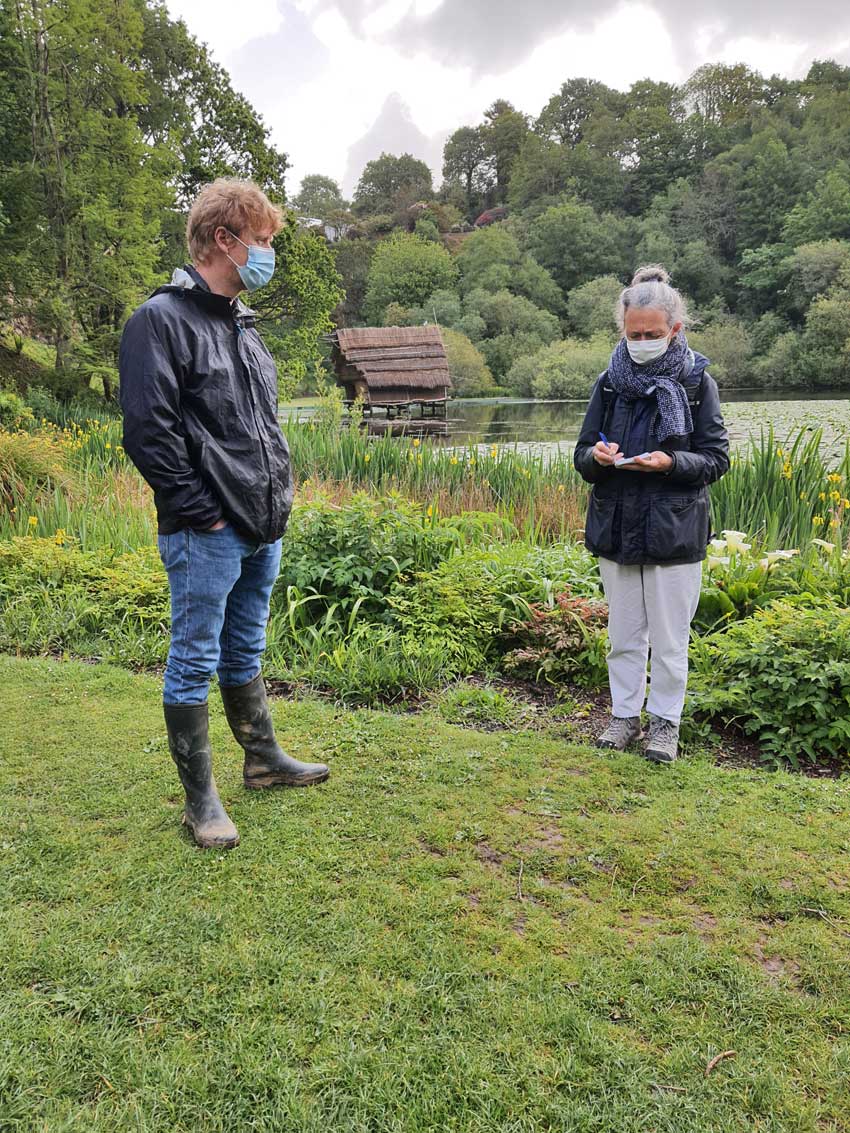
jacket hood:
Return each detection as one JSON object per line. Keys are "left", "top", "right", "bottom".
{"left": 151, "top": 264, "right": 257, "bottom": 324}
{"left": 690, "top": 349, "right": 710, "bottom": 380}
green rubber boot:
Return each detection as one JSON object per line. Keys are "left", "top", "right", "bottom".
{"left": 163, "top": 702, "right": 240, "bottom": 849}
{"left": 220, "top": 675, "right": 330, "bottom": 789}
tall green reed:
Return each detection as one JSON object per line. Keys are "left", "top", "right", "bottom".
{"left": 710, "top": 426, "right": 850, "bottom": 549}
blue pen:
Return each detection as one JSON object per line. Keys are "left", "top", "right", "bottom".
{"left": 599, "top": 432, "right": 610, "bottom": 446}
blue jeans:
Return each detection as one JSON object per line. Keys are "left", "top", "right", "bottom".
{"left": 157, "top": 523, "right": 283, "bottom": 705}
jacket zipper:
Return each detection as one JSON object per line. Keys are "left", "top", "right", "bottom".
{"left": 236, "top": 320, "right": 274, "bottom": 541}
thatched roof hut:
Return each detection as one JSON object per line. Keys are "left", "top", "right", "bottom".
{"left": 330, "top": 326, "right": 452, "bottom": 412}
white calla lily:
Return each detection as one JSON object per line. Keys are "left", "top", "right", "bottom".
{"left": 721, "top": 530, "right": 752, "bottom": 554}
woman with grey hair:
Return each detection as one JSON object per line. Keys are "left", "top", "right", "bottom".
{"left": 573, "top": 266, "right": 729, "bottom": 763}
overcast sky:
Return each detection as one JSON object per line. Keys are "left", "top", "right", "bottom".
{"left": 165, "top": 0, "right": 850, "bottom": 199}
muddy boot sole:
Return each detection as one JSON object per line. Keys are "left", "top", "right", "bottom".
{"left": 243, "top": 767, "right": 331, "bottom": 790}
{"left": 181, "top": 811, "right": 240, "bottom": 849}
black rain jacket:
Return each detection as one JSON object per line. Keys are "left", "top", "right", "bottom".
{"left": 573, "top": 350, "right": 729, "bottom": 566}
{"left": 119, "top": 266, "right": 293, "bottom": 543}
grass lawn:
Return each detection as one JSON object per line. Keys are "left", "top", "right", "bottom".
{"left": 2, "top": 656, "right": 849, "bottom": 1132}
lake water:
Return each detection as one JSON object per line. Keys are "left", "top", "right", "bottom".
{"left": 284, "top": 391, "right": 850, "bottom": 460}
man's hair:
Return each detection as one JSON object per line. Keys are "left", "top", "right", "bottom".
{"left": 186, "top": 177, "right": 285, "bottom": 264}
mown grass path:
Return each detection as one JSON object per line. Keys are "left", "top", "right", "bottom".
{"left": 2, "top": 657, "right": 849, "bottom": 1132}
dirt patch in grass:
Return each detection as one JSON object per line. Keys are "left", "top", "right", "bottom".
{"left": 693, "top": 912, "right": 719, "bottom": 940}
{"left": 474, "top": 841, "right": 507, "bottom": 868}
{"left": 417, "top": 836, "right": 446, "bottom": 858}
{"left": 752, "top": 938, "right": 802, "bottom": 986}
{"left": 521, "top": 825, "right": 564, "bottom": 854}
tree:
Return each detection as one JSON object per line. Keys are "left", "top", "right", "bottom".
{"left": 535, "top": 78, "right": 623, "bottom": 146}
{"left": 293, "top": 175, "right": 347, "bottom": 219}
{"left": 0, "top": 0, "right": 293, "bottom": 398}
{"left": 683, "top": 63, "right": 767, "bottom": 127}
{"left": 463, "top": 287, "right": 560, "bottom": 381}
{"left": 456, "top": 225, "right": 563, "bottom": 313}
{"left": 363, "top": 233, "right": 458, "bottom": 323}
{"left": 441, "top": 328, "right": 495, "bottom": 396}
{"left": 784, "top": 241, "right": 850, "bottom": 316}
{"left": 737, "top": 243, "right": 793, "bottom": 318}
{"left": 688, "top": 316, "right": 754, "bottom": 387}
{"left": 792, "top": 293, "right": 850, "bottom": 387}
{"left": 331, "top": 238, "right": 374, "bottom": 327}
{"left": 353, "top": 153, "right": 433, "bottom": 217}
{"left": 482, "top": 100, "right": 529, "bottom": 203}
{"left": 804, "top": 60, "right": 850, "bottom": 92}
{"left": 0, "top": 0, "right": 170, "bottom": 390}
{"left": 618, "top": 83, "right": 690, "bottom": 213}
{"left": 395, "top": 289, "right": 464, "bottom": 328}
{"left": 137, "top": 3, "right": 288, "bottom": 210}
{"left": 732, "top": 136, "right": 804, "bottom": 251}
{"left": 782, "top": 164, "right": 850, "bottom": 245}
{"left": 442, "top": 126, "right": 492, "bottom": 218}
{"left": 526, "top": 200, "right": 632, "bottom": 295}
{"left": 507, "top": 135, "right": 571, "bottom": 211}
{"left": 566, "top": 276, "right": 623, "bottom": 337}
{"left": 673, "top": 240, "right": 732, "bottom": 307}
{"left": 253, "top": 215, "right": 343, "bottom": 392}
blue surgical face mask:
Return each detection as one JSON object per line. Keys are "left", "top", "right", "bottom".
{"left": 225, "top": 230, "right": 276, "bottom": 292}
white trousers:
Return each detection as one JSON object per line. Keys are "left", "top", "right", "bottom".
{"left": 598, "top": 558, "right": 703, "bottom": 725}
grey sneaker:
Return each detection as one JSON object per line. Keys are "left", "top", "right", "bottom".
{"left": 644, "top": 715, "right": 679, "bottom": 763}
{"left": 597, "top": 715, "right": 642, "bottom": 751}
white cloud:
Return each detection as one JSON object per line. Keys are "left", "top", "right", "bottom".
{"left": 361, "top": 0, "right": 410, "bottom": 36}
{"left": 164, "top": 0, "right": 284, "bottom": 56}
{"left": 271, "top": 1, "right": 681, "bottom": 191}
{"left": 164, "top": 0, "right": 848, "bottom": 199}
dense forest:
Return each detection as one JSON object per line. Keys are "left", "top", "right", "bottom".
{"left": 2, "top": 0, "right": 850, "bottom": 402}
{"left": 309, "top": 64, "right": 850, "bottom": 396}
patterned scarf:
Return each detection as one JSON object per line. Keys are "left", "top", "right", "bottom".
{"left": 606, "top": 332, "right": 692, "bottom": 444}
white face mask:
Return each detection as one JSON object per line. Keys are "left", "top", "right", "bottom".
{"left": 626, "top": 334, "right": 670, "bottom": 365}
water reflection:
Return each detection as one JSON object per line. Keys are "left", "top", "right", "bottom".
{"left": 282, "top": 392, "right": 849, "bottom": 456}
{"left": 445, "top": 399, "right": 588, "bottom": 445}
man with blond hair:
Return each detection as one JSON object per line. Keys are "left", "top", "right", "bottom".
{"left": 119, "top": 177, "right": 329, "bottom": 851}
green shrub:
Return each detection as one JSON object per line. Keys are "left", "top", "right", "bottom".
{"left": 277, "top": 493, "right": 464, "bottom": 625}
{"left": 0, "top": 538, "right": 168, "bottom": 665}
{"left": 364, "top": 232, "right": 459, "bottom": 324}
{"left": 441, "top": 327, "right": 495, "bottom": 397}
{"left": 0, "top": 392, "right": 34, "bottom": 430}
{"left": 389, "top": 552, "right": 504, "bottom": 672}
{"left": 748, "top": 331, "right": 801, "bottom": 389}
{"left": 436, "top": 683, "right": 522, "bottom": 728}
{"left": 507, "top": 335, "right": 612, "bottom": 399}
{"left": 688, "top": 316, "right": 754, "bottom": 388}
{"left": 688, "top": 599, "right": 850, "bottom": 768}
{"left": 566, "top": 275, "right": 622, "bottom": 337}
{"left": 388, "top": 541, "right": 602, "bottom": 674}
{"left": 502, "top": 590, "right": 609, "bottom": 687}
{"left": 0, "top": 428, "right": 70, "bottom": 509}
